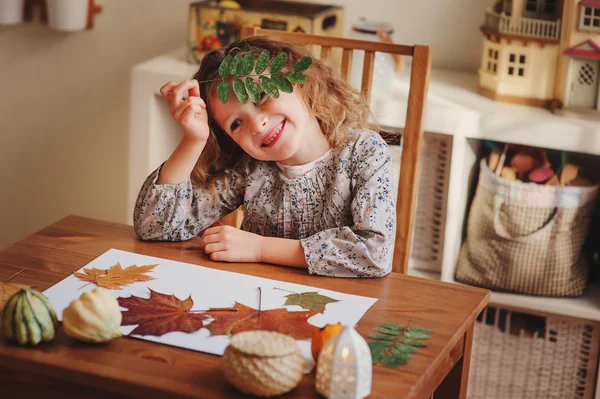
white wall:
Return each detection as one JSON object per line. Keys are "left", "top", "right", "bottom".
{"left": 281, "top": 0, "right": 489, "bottom": 71}
{"left": 0, "top": 0, "right": 488, "bottom": 248}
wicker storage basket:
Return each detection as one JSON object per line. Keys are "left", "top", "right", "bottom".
{"left": 468, "top": 305, "right": 600, "bottom": 399}
{"left": 222, "top": 330, "right": 305, "bottom": 397}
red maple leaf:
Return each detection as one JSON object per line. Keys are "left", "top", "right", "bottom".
{"left": 202, "top": 302, "right": 319, "bottom": 340}
{"left": 118, "top": 289, "right": 207, "bottom": 336}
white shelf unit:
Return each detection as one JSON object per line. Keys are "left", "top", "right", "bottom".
{"left": 130, "top": 46, "right": 600, "bottom": 398}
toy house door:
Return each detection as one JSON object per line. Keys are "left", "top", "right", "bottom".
{"left": 569, "top": 59, "right": 599, "bottom": 109}
{"left": 522, "top": 0, "right": 559, "bottom": 20}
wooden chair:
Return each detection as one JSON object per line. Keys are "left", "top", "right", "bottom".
{"left": 239, "top": 27, "right": 431, "bottom": 275}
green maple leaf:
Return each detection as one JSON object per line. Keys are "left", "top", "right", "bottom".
{"left": 283, "top": 291, "right": 340, "bottom": 312}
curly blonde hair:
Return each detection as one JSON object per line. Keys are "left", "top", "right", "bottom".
{"left": 192, "top": 35, "right": 374, "bottom": 187}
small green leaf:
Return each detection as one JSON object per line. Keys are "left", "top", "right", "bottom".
{"left": 219, "top": 55, "right": 233, "bottom": 77}
{"left": 271, "top": 74, "right": 293, "bottom": 93}
{"left": 400, "top": 338, "right": 428, "bottom": 347}
{"left": 285, "top": 71, "right": 308, "bottom": 84}
{"left": 241, "top": 52, "right": 255, "bottom": 75}
{"left": 367, "top": 334, "right": 395, "bottom": 341}
{"left": 270, "top": 52, "right": 288, "bottom": 74}
{"left": 390, "top": 348, "right": 414, "bottom": 361}
{"left": 230, "top": 53, "right": 244, "bottom": 76}
{"left": 408, "top": 328, "right": 435, "bottom": 334}
{"left": 245, "top": 78, "right": 261, "bottom": 104}
{"left": 372, "top": 327, "right": 401, "bottom": 335}
{"left": 395, "top": 344, "right": 419, "bottom": 354}
{"left": 259, "top": 76, "right": 279, "bottom": 99}
{"left": 368, "top": 341, "right": 389, "bottom": 350}
{"left": 381, "top": 354, "right": 402, "bottom": 367}
{"left": 294, "top": 56, "right": 312, "bottom": 72}
{"left": 255, "top": 50, "right": 270, "bottom": 74}
{"left": 217, "top": 80, "right": 229, "bottom": 104}
{"left": 381, "top": 324, "right": 404, "bottom": 331}
{"left": 404, "top": 331, "right": 431, "bottom": 339}
{"left": 232, "top": 78, "right": 248, "bottom": 104}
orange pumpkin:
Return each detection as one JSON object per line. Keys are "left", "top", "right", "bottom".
{"left": 311, "top": 322, "right": 344, "bottom": 362}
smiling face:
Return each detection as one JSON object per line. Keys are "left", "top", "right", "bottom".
{"left": 209, "top": 82, "right": 327, "bottom": 166}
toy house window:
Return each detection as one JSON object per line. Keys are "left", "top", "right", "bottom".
{"left": 526, "top": 0, "right": 537, "bottom": 12}
{"left": 508, "top": 53, "right": 526, "bottom": 77}
{"left": 487, "top": 48, "right": 499, "bottom": 74}
{"left": 580, "top": 6, "right": 600, "bottom": 30}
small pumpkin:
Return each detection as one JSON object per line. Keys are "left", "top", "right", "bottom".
{"left": 311, "top": 322, "right": 343, "bottom": 362}
{"left": 62, "top": 288, "right": 122, "bottom": 343}
{"left": 2, "top": 288, "right": 58, "bottom": 345}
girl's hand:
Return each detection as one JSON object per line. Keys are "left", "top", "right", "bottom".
{"left": 160, "top": 80, "right": 210, "bottom": 143}
{"left": 199, "top": 226, "right": 263, "bottom": 263}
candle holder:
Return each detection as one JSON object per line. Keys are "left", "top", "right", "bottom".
{"left": 315, "top": 325, "right": 372, "bottom": 399}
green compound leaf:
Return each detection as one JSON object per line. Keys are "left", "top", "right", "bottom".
{"left": 372, "top": 327, "right": 401, "bottom": 336}
{"left": 245, "top": 78, "right": 261, "bottom": 104}
{"left": 271, "top": 74, "right": 293, "bottom": 93}
{"left": 294, "top": 56, "right": 312, "bottom": 72}
{"left": 283, "top": 292, "right": 339, "bottom": 312}
{"left": 270, "top": 52, "right": 288, "bottom": 74}
{"left": 400, "top": 338, "right": 428, "bottom": 347}
{"left": 232, "top": 78, "right": 248, "bottom": 104}
{"left": 367, "top": 334, "right": 395, "bottom": 341}
{"left": 381, "top": 324, "right": 404, "bottom": 331}
{"left": 285, "top": 71, "right": 307, "bottom": 84}
{"left": 408, "top": 328, "right": 435, "bottom": 334}
{"left": 217, "top": 80, "right": 229, "bottom": 104}
{"left": 241, "top": 52, "right": 255, "bottom": 75}
{"left": 259, "top": 76, "right": 279, "bottom": 99}
{"left": 255, "top": 50, "right": 270, "bottom": 74}
{"left": 230, "top": 53, "right": 244, "bottom": 76}
{"left": 219, "top": 55, "right": 233, "bottom": 77}
{"left": 404, "top": 331, "right": 431, "bottom": 339}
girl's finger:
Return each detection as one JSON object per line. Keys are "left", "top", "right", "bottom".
{"left": 204, "top": 243, "right": 226, "bottom": 254}
{"left": 172, "top": 80, "right": 201, "bottom": 107}
{"left": 159, "top": 81, "right": 179, "bottom": 99}
{"left": 202, "top": 226, "right": 223, "bottom": 237}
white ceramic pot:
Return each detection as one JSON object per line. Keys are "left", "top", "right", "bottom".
{"left": 47, "top": 0, "right": 89, "bottom": 32}
{"left": 0, "top": 0, "right": 25, "bottom": 25}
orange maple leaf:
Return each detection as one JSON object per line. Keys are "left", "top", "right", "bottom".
{"left": 203, "top": 302, "right": 319, "bottom": 340}
{"left": 74, "top": 262, "right": 157, "bottom": 290}
{"left": 118, "top": 289, "right": 207, "bottom": 336}
{"left": 0, "top": 282, "right": 32, "bottom": 311}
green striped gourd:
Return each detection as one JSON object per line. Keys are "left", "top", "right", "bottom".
{"left": 2, "top": 288, "right": 58, "bottom": 345}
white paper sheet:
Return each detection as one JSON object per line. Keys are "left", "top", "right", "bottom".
{"left": 44, "top": 249, "right": 377, "bottom": 369}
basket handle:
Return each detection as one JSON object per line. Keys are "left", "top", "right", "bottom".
{"left": 493, "top": 197, "right": 559, "bottom": 243}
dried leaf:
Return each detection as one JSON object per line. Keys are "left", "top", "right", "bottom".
{"left": 255, "top": 50, "right": 270, "bottom": 74}
{"left": 118, "top": 289, "right": 206, "bottom": 336}
{"left": 74, "top": 262, "right": 157, "bottom": 290}
{"left": 0, "top": 282, "right": 31, "bottom": 311}
{"left": 283, "top": 291, "right": 339, "bottom": 312}
{"left": 202, "top": 302, "right": 319, "bottom": 340}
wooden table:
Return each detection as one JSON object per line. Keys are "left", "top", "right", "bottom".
{"left": 0, "top": 216, "right": 489, "bottom": 399}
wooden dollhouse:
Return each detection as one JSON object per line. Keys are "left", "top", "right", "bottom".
{"left": 479, "top": 0, "right": 600, "bottom": 114}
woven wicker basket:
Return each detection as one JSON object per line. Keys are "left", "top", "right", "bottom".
{"left": 222, "top": 330, "right": 305, "bottom": 397}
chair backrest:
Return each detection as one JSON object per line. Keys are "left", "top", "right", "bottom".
{"left": 240, "top": 27, "right": 431, "bottom": 275}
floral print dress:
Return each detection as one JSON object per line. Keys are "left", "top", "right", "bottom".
{"left": 134, "top": 129, "right": 396, "bottom": 278}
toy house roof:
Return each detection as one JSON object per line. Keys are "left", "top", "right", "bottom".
{"left": 580, "top": 0, "right": 600, "bottom": 7}
{"left": 564, "top": 39, "right": 600, "bottom": 59}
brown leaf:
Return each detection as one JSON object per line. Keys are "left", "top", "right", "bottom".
{"left": 118, "top": 289, "right": 207, "bottom": 336}
{"left": 0, "top": 282, "right": 32, "bottom": 311}
{"left": 203, "top": 302, "right": 319, "bottom": 339}
{"left": 74, "top": 262, "right": 157, "bottom": 290}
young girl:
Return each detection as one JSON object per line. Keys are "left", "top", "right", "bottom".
{"left": 134, "top": 36, "right": 396, "bottom": 278}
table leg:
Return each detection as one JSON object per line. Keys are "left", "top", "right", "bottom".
{"left": 433, "top": 323, "right": 474, "bottom": 399}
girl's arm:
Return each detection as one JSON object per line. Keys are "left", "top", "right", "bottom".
{"left": 299, "top": 132, "right": 396, "bottom": 278}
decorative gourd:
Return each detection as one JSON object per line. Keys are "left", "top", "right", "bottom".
{"left": 311, "top": 322, "right": 343, "bottom": 361}
{"left": 2, "top": 288, "right": 58, "bottom": 345}
{"left": 62, "top": 288, "right": 122, "bottom": 343}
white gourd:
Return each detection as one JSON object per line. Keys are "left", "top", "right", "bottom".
{"left": 62, "top": 288, "right": 122, "bottom": 343}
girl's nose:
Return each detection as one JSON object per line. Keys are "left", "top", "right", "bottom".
{"left": 252, "top": 113, "right": 268, "bottom": 135}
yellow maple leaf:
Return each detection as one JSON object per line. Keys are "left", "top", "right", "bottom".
{"left": 74, "top": 262, "right": 158, "bottom": 290}
{"left": 0, "top": 282, "right": 32, "bottom": 311}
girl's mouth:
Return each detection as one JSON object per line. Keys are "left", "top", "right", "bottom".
{"left": 261, "top": 120, "right": 286, "bottom": 148}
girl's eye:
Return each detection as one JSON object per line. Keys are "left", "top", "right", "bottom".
{"left": 230, "top": 119, "right": 242, "bottom": 132}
